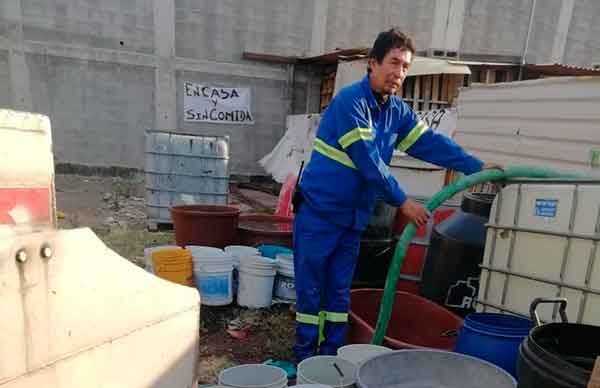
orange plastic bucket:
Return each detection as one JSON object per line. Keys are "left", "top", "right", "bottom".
{"left": 151, "top": 248, "right": 194, "bottom": 287}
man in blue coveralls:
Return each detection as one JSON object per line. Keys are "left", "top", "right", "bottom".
{"left": 292, "top": 28, "right": 501, "bottom": 362}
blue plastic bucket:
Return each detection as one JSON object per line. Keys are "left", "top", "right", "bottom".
{"left": 455, "top": 313, "right": 532, "bottom": 377}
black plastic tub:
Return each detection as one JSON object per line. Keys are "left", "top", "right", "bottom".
{"left": 517, "top": 298, "right": 600, "bottom": 388}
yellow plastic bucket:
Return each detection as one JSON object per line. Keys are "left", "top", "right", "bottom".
{"left": 151, "top": 247, "right": 194, "bottom": 287}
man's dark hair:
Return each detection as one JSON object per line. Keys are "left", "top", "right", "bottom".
{"left": 368, "top": 28, "right": 416, "bottom": 72}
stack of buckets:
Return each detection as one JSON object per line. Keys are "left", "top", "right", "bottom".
{"left": 274, "top": 252, "right": 295, "bottom": 302}
{"left": 146, "top": 244, "right": 297, "bottom": 308}
{"left": 226, "top": 244, "right": 296, "bottom": 308}
{"left": 185, "top": 244, "right": 282, "bottom": 308}
{"left": 144, "top": 246, "right": 194, "bottom": 287}
{"left": 237, "top": 254, "right": 278, "bottom": 308}
{"left": 224, "top": 245, "right": 261, "bottom": 298}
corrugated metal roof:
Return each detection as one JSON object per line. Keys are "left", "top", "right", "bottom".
{"left": 525, "top": 63, "right": 600, "bottom": 76}
{"left": 242, "top": 48, "right": 371, "bottom": 65}
{"left": 299, "top": 48, "right": 370, "bottom": 64}
{"left": 449, "top": 60, "right": 518, "bottom": 67}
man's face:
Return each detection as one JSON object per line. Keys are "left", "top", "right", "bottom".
{"left": 368, "top": 48, "right": 412, "bottom": 96}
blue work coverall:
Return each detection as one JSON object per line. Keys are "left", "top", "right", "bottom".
{"left": 293, "top": 75, "right": 484, "bottom": 361}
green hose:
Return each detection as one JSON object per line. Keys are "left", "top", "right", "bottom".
{"left": 371, "top": 165, "right": 583, "bottom": 345}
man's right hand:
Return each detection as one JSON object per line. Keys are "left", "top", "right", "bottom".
{"left": 399, "top": 199, "right": 430, "bottom": 228}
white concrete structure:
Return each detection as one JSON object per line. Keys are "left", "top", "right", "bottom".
{"left": 0, "top": 227, "right": 200, "bottom": 388}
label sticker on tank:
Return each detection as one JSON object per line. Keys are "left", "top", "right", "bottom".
{"left": 535, "top": 199, "right": 558, "bottom": 218}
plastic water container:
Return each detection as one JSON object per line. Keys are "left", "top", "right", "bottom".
{"left": 274, "top": 253, "right": 295, "bottom": 301}
{"left": 237, "top": 255, "right": 278, "bottom": 308}
{"left": 225, "top": 245, "right": 260, "bottom": 297}
{"left": 455, "top": 312, "right": 533, "bottom": 377}
{"left": 336, "top": 344, "right": 392, "bottom": 367}
{"left": 297, "top": 356, "right": 356, "bottom": 388}
{"left": 188, "top": 246, "right": 234, "bottom": 306}
{"left": 218, "top": 364, "right": 288, "bottom": 388}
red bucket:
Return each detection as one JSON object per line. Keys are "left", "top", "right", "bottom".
{"left": 171, "top": 205, "right": 240, "bottom": 248}
{"left": 348, "top": 288, "right": 462, "bottom": 350}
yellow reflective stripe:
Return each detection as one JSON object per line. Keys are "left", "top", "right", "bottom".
{"left": 314, "top": 138, "right": 357, "bottom": 169}
{"left": 318, "top": 311, "right": 326, "bottom": 345}
{"left": 296, "top": 312, "right": 320, "bottom": 325}
{"left": 338, "top": 127, "right": 374, "bottom": 149}
{"left": 397, "top": 120, "right": 429, "bottom": 152}
{"left": 324, "top": 311, "right": 348, "bottom": 323}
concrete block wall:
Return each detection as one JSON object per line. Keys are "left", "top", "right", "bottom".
{"left": 324, "top": 0, "right": 436, "bottom": 53}
{"left": 0, "top": 0, "right": 319, "bottom": 175}
{"left": 564, "top": 0, "right": 600, "bottom": 66}
{"left": 460, "top": 0, "right": 533, "bottom": 57}
{"left": 21, "top": 0, "right": 155, "bottom": 54}
{"left": 177, "top": 71, "right": 287, "bottom": 174}
{"left": 0, "top": 0, "right": 599, "bottom": 175}
{"left": 525, "top": 0, "right": 563, "bottom": 64}
{"left": 0, "top": 52, "right": 10, "bottom": 108}
{"left": 173, "top": 0, "right": 316, "bottom": 174}
{"left": 26, "top": 54, "right": 155, "bottom": 168}
{"left": 175, "top": 0, "right": 313, "bottom": 62}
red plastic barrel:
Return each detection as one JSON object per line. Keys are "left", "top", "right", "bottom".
{"left": 348, "top": 288, "right": 462, "bottom": 350}
{"left": 393, "top": 203, "right": 457, "bottom": 293}
{"left": 171, "top": 205, "right": 240, "bottom": 248}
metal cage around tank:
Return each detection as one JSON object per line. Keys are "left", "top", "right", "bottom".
{"left": 476, "top": 178, "right": 600, "bottom": 325}
{"left": 145, "top": 130, "right": 230, "bottom": 227}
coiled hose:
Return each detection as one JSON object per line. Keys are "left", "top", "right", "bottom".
{"left": 371, "top": 165, "right": 583, "bottom": 345}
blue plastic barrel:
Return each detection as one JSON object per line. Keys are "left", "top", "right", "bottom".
{"left": 455, "top": 313, "right": 533, "bottom": 377}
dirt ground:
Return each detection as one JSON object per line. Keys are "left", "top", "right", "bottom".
{"left": 55, "top": 173, "right": 295, "bottom": 385}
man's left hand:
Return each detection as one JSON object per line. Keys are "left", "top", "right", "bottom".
{"left": 482, "top": 162, "right": 505, "bottom": 172}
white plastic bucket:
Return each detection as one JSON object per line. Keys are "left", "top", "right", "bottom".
{"left": 218, "top": 364, "right": 287, "bottom": 388}
{"left": 237, "top": 255, "right": 278, "bottom": 308}
{"left": 188, "top": 246, "right": 234, "bottom": 306}
{"left": 297, "top": 356, "right": 356, "bottom": 388}
{"left": 225, "top": 245, "right": 261, "bottom": 297}
{"left": 274, "top": 253, "right": 295, "bottom": 301}
{"left": 336, "top": 344, "right": 392, "bottom": 367}
{"left": 225, "top": 245, "right": 260, "bottom": 267}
